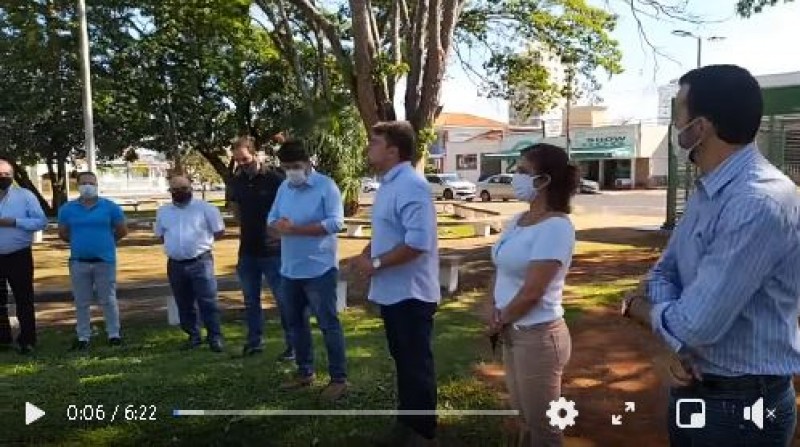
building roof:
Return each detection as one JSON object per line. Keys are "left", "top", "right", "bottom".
{"left": 435, "top": 113, "right": 507, "bottom": 129}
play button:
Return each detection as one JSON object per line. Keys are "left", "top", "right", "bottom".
{"left": 25, "top": 402, "right": 45, "bottom": 425}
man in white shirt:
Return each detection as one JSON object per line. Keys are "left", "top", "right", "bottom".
{"left": 155, "top": 175, "right": 225, "bottom": 352}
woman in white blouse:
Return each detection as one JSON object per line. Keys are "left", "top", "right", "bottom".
{"left": 488, "top": 143, "right": 579, "bottom": 447}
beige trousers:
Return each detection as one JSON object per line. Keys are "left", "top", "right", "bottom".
{"left": 502, "top": 318, "right": 572, "bottom": 447}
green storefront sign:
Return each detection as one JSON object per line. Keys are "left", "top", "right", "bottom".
{"left": 569, "top": 125, "right": 638, "bottom": 160}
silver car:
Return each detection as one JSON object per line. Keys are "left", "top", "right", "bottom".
{"left": 476, "top": 174, "right": 515, "bottom": 202}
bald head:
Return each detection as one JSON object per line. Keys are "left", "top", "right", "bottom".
{"left": 0, "top": 159, "right": 13, "bottom": 177}
{"left": 169, "top": 175, "right": 191, "bottom": 189}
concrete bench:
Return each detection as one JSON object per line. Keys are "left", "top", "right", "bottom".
{"left": 118, "top": 199, "right": 142, "bottom": 212}
{"left": 439, "top": 254, "right": 464, "bottom": 295}
{"left": 343, "top": 218, "right": 497, "bottom": 238}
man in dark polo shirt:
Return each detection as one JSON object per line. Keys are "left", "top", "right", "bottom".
{"left": 228, "top": 136, "right": 293, "bottom": 359}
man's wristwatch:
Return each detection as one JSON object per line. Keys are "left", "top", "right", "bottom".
{"left": 371, "top": 257, "right": 382, "bottom": 270}
{"left": 621, "top": 295, "right": 635, "bottom": 317}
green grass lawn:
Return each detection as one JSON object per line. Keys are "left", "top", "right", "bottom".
{"left": 0, "top": 294, "right": 509, "bottom": 447}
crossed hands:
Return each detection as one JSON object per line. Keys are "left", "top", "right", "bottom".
{"left": 622, "top": 282, "right": 702, "bottom": 388}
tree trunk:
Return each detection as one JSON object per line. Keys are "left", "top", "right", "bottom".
{"left": 45, "top": 157, "right": 68, "bottom": 213}
{"left": 11, "top": 161, "right": 52, "bottom": 215}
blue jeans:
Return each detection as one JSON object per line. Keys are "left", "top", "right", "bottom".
{"left": 282, "top": 268, "right": 347, "bottom": 381}
{"left": 69, "top": 261, "right": 121, "bottom": 341}
{"left": 669, "top": 375, "right": 796, "bottom": 446}
{"left": 237, "top": 255, "right": 292, "bottom": 350}
{"left": 167, "top": 253, "right": 222, "bottom": 344}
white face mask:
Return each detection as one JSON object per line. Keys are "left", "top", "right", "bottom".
{"left": 511, "top": 173, "right": 542, "bottom": 202}
{"left": 285, "top": 169, "right": 307, "bottom": 186}
{"left": 671, "top": 118, "right": 703, "bottom": 164}
{"left": 78, "top": 184, "right": 98, "bottom": 199}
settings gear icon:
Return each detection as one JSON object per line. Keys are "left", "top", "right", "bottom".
{"left": 545, "top": 397, "right": 579, "bottom": 430}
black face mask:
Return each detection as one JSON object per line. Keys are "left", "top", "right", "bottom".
{"left": 171, "top": 191, "right": 192, "bottom": 204}
{"left": 0, "top": 177, "right": 12, "bottom": 190}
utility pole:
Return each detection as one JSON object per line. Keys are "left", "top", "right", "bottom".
{"left": 78, "top": 0, "right": 97, "bottom": 172}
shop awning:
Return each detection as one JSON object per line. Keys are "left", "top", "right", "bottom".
{"left": 569, "top": 148, "right": 634, "bottom": 160}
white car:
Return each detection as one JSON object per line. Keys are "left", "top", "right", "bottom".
{"left": 425, "top": 173, "right": 476, "bottom": 201}
{"left": 361, "top": 177, "right": 380, "bottom": 193}
{"left": 476, "top": 174, "right": 515, "bottom": 202}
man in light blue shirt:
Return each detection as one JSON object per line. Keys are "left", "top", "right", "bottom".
{"left": 0, "top": 157, "right": 48, "bottom": 354}
{"left": 623, "top": 65, "right": 800, "bottom": 446}
{"left": 58, "top": 171, "right": 128, "bottom": 351}
{"left": 268, "top": 140, "right": 347, "bottom": 401}
{"left": 351, "top": 121, "right": 440, "bottom": 445}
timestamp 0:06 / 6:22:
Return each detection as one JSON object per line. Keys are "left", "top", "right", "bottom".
{"left": 66, "top": 404, "right": 158, "bottom": 422}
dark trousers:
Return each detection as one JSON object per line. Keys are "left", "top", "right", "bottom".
{"left": 380, "top": 298, "right": 438, "bottom": 440}
{"left": 669, "top": 375, "right": 796, "bottom": 446}
{"left": 0, "top": 247, "right": 36, "bottom": 346}
{"left": 167, "top": 252, "right": 222, "bottom": 344}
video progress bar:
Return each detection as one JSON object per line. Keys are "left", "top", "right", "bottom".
{"left": 173, "top": 409, "right": 518, "bottom": 416}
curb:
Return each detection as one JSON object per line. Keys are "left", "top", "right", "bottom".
{"left": 34, "top": 276, "right": 242, "bottom": 303}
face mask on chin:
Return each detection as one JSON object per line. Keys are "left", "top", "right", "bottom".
{"left": 0, "top": 177, "right": 12, "bottom": 191}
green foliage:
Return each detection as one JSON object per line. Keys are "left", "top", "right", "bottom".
{"left": 736, "top": 0, "right": 794, "bottom": 16}
{"left": 304, "top": 105, "right": 368, "bottom": 216}
{"left": 181, "top": 150, "right": 223, "bottom": 184}
{"left": 457, "top": 0, "right": 622, "bottom": 119}
{"left": 0, "top": 0, "right": 144, "bottom": 211}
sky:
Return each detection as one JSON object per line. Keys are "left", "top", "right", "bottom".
{"left": 438, "top": 0, "right": 800, "bottom": 123}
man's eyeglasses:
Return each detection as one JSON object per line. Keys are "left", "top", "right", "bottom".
{"left": 169, "top": 187, "right": 190, "bottom": 193}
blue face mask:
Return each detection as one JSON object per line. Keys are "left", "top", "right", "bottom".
{"left": 511, "top": 173, "right": 543, "bottom": 202}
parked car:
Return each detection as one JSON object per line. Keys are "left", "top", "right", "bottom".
{"left": 361, "top": 177, "right": 380, "bottom": 193}
{"left": 579, "top": 178, "right": 600, "bottom": 194}
{"left": 476, "top": 174, "right": 515, "bottom": 202}
{"left": 425, "top": 173, "right": 476, "bottom": 201}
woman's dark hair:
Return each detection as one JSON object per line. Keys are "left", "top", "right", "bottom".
{"left": 520, "top": 143, "right": 579, "bottom": 213}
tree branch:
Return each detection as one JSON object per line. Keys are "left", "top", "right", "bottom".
{"left": 284, "top": 0, "right": 355, "bottom": 90}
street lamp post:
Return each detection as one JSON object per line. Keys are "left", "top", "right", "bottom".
{"left": 78, "top": 0, "right": 97, "bottom": 173}
{"left": 672, "top": 30, "right": 726, "bottom": 68}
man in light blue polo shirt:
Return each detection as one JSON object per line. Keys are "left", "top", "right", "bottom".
{"left": 268, "top": 140, "right": 347, "bottom": 401}
{"left": 58, "top": 171, "right": 128, "bottom": 351}
{"left": 352, "top": 121, "right": 440, "bottom": 445}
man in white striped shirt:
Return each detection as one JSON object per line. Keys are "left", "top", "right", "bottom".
{"left": 623, "top": 65, "right": 800, "bottom": 446}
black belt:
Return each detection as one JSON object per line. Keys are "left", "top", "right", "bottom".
{"left": 74, "top": 257, "right": 105, "bottom": 263}
{"left": 698, "top": 374, "right": 791, "bottom": 392}
{"left": 169, "top": 251, "right": 211, "bottom": 264}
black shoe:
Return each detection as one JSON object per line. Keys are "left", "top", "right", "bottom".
{"left": 108, "top": 337, "right": 123, "bottom": 347}
{"left": 180, "top": 340, "right": 202, "bottom": 351}
{"left": 242, "top": 344, "right": 263, "bottom": 356}
{"left": 209, "top": 340, "right": 224, "bottom": 353}
{"left": 277, "top": 347, "right": 295, "bottom": 362}
{"left": 17, "top": 344, "right": 35, "bottom": 355}
{"left": 69, "top": 340, "right": 90, "bottom": 352}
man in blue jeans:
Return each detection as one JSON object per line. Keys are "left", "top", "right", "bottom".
{"left": 623, "top": 65, "right": 800, "bottom": 446}
{"left": 228, "top": 136, "right": 293, "bottom": 359}
{"left": 156, "top": 175, "right": 226, "bottom": 352}
{"left": 58, "top": 171, "right": 128, "bottom": 351}
{"left": 268, "top": 140, "right": 348, "bottom": 401}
